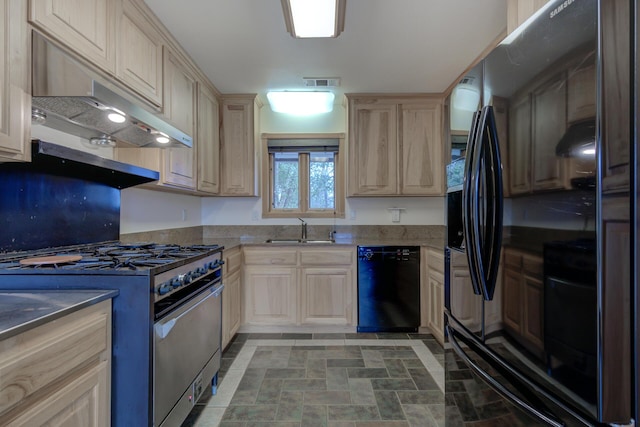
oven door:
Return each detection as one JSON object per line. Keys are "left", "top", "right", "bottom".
{"left": 154, "top": 282, "right": 223, "bottom": 425}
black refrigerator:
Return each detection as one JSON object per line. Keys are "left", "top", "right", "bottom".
{"left": 444, "top": 0, "right": 638, "bottom": 425}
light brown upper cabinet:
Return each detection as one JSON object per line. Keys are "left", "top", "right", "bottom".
{"left": 162, "top": 47, "right": 196, "bottom": 137}
{"left": 0, "top": 0, "right": 30, "bottom": 161}
{"left": 531, "top": 73, "right": 566, "bottom": 191}
{"left": 197, "top": 83, "right": 221, "bottom": 194}
{"left": 506, "top": 0, "right": 548, "bottom": 35}
{"left": 29, "top": 0, "right": 116, "bottom": 73}
{"left": 347, "top": 95, "right": 444, "bottom": 196}
{"left": 400, "top": 102, "right": 443, "bottom": 195}
{"left": 220, "top": 95, "right": 259, "bottom": 196}
{"left": 116, "top": 0, "right": 164, "bottom": 106}
{"left": 567, "top": 63, "right": 596, "bottom": 123}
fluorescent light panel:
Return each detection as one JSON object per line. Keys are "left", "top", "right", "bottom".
{"left": 267, "top": 91, "right": 335, "bottom": 115}
{"left": 282, "top": 0, "right": 345, "bottom": 38}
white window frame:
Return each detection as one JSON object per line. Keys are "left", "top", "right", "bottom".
{"left": 261, "top": 133, "right": 345, "bottom": 219}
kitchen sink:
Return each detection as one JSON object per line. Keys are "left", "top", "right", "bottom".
{"left": 264, "top": 239, "right": 303, "bottom": 244}
{"left": 264, "top": 239, "right": 335, "bottom": 244}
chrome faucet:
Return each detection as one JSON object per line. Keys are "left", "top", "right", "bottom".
{"left": 298, "top": 218, "right": 307, "bottom": 240}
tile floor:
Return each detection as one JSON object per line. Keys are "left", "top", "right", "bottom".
{"left": 181, "top": 333, "right": 445, "bottom": 427}
{"left": 181, "top": 332, "right": 545, "bottom": 426}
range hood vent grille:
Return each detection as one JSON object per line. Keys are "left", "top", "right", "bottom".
{"left": 32, "top": 33, "right": 192, "bottom": 149}
{"left": 303, "top": 77, "right": 341, "bottom": 87}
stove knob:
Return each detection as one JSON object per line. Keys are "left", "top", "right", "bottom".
{"left": 171, "top": 276, "right": 182, "bottom": 288}
{"left": 208, "top": 261, "right": 218, "bottom": 270}
{"left": 183, "top": 273, "right": 192, "bottom": 285}
{"left": 199, "top": 266, "right": 208, "bottom": 275}
{"left": 191, "top": 270, "right": 201, "bottom": 279}
{"left": 158, "top": 282, "right": 172, "bottom": 295}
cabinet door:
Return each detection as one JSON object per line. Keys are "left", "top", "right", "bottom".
{"left": 348, "top": 101, "right": 398, "bottom": 195}
{"left": 601, "top": 0, "right": 630, "bottom": 193}
{"left": 507, "top": 0, "right": 548, "bottom": 35}
{"left": 449, "top": 266, "right": 482, "bottom": 332}
{"left": 30, "top": 0, "right": 115, "bottom": 73}
{"left": 502, "top": 268, "right": 522, "bottom": 334}
{"left": 532, "top": 74, "right": 566, "bottom": 191}
{"left": 222, "top": 270, "right": 241, "bottom": 349}
{"left": 522, "top": 274, "right": 544, "bottom": 351}
{"left": 116, "top": 0, "right": 163, "bottom": 106}
{"left": 0, "top": 0, "right": 30, "bottom": 161}
{"left": 5, "top": 361, "right": 110, "bottom": 427}
{"left": 567, "top": 63, "right": 596, "bottom": 123}
{"left": 508, "top": 94, "right": 532, "bottom": 195}
{"left": 220, "top": 97, "right": 257, "bottom": 196}
{"left": 162, "top": 147, "right": 195, "bottom": 189}
{"left": 427, "top": 269, "right": 445, "bottom": 345}
{"left": 197, "top": 84, "right": 220, "bottom": 194}
{"left": 400, "top": 102, "right": 443, "bottom": 195}
{"left": 243, "top": 266, "right": 297, "bottom": 325}
{"left": 163, "top": 47, "right": 196, "bottom": 136}
{"left": 300, "top": 267, "right": 352, "bottom": 325}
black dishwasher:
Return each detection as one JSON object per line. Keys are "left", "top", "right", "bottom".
{"left": 357, "top": 246, "right": 420, "bottom": 332}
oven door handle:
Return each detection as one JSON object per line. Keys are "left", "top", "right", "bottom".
{"left": 155, "top": 283, "right": 224, "bottom": 339}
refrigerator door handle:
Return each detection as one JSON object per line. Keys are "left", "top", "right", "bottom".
{"left": 475, "top": 106, "right": 504, "bottom": 300}
{"left": 447, "top": 324, "right": 565, "bottom": 427}
{"left": 462, "top": 110, "right": 483, "bottom": 296}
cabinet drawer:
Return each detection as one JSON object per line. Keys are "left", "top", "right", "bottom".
{"left": 427, "top": 248, "right": 445, "bottom": 274}
{"left": 522, "top": 253, "right": 543, "bottom": 277}
{"left": 300, "top": 249, "right": 354, "bottom": 266}
{"left": 0, "top": 301, "right": 110, "bottom": 416}
{"left": 243, "top": 248, "right": 297, "bottom": 265}
{"left": 449, "top": 249, "right": 468, "bottom": 268}
{"left": 504, "top": 249, "right": 522, "bottom": 269}
{"left": 224, "top": 248, "right": 242, "bottom": 275}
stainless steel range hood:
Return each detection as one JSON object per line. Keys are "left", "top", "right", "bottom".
{"left": 32, "top": 33, "right": 192, "bottom": 149}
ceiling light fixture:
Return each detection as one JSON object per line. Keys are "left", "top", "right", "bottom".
{"left": 267, "top": 91, "right": 335, "bottom": 115}
{"left": 281, "top": 0, "right": 346, "bottom": 38}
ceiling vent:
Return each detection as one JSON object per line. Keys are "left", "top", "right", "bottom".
{"left": 303, "top": 77, "right": 341, "bottom": 88}
{"left": 458, "top": 76, "right": 475, "bottom": 86}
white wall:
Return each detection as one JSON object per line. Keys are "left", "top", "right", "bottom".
{"left": 120, "top": 188, "right": 202, "bottom": 234}
{"left": 201, "top": 196, "right": 444, "bottom": 226}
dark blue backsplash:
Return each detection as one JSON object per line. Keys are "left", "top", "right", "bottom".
{"left": 0, "top": 165, "right": 120, "bottom": 252}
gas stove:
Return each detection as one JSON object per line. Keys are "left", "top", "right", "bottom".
{"left": 0, "top": 241, "right": 220, "bottom": 271}
{"left": 0, "top": 241, "right": 223, "bottom": 305}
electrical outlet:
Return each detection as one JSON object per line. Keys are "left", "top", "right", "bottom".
{"left": 181, "top": 209, "right": 187, "bottom": 221}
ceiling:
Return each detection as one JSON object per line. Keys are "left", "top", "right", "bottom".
{"left": 143, "top": 0, "right": 508, "bottom": 104}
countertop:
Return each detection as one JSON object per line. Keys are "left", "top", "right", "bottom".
{"left": 208, "top": 237, "right": 445, "bottom": 252}
{"left": 0, "top": 290, "right": 118, "bottom": 341}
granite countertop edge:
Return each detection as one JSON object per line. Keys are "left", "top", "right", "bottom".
{"left": 0, "top": 289, "right": 118, "bottom": 341}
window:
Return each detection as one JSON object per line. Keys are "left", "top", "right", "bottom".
{"left": 262, "top": 133, "right": 345, "bottom": 218}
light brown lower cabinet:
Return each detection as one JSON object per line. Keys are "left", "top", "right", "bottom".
{"left": 222, "top": 247, "right": 242, "bottom": 348}
{"left": 502, "top": 247, "right": 544, "bottom": 357}
{"left": 300, "top": 267, "right": 352, "bottom": 325}
{"left": 0, "top": 299, "right": 112, "bottom": 426}
{"left": 421, "top": 247, "right": 445, "bottom": 345}
{"left": 244, "top": 265, "right": 298, "bottom": 325}
{"left": 242, "top": 246, "right": 356, "bottom": 326}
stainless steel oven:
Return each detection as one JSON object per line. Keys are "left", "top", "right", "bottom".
{"left": 154, "top": 277, "right": 223, "bottom": 426}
